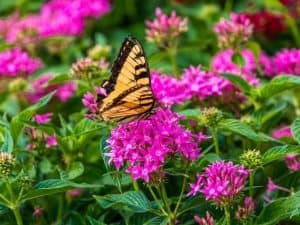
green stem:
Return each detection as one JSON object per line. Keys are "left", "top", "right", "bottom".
{"left": 0, "top": 194, "right": 11, "bottom": 205}
{"left": 12, "top": 207, "right": 23, "bottom": 225}
{"left": 167, "top": 47, "right": 179, "bottom": 78}
{"left": 132, "top": 179, "right": 140, "bottom": 192}
{"left": 148, "top": 186, "right": 168, "bottom": 216}
{"left": 249, "top": 170, "right": 255, "bottom": 197}
{"left": 284, "top": 12, "right": 300, "bottom": 48}
{"left": 212, "top": 127, "right": 220, "bottom": 156}
{"left": 159, "top": 183, "right": 174, "bottom": 225}
{"left": 173, "top": 169, "right": 188, "bottom": 218}
{"left": 224, "top": 206, "right": 231, "bottom": 225}
{"left": 225, "top": 0, "right": 232, "bottom": 15}
{"left": 56, "top": 195, "right": 64, "bottom": 224}
{"left": 86, "top": 73, "right": 96, "bottom": 96}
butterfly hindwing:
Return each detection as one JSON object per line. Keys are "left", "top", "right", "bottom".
{"left": 97, "top": 36, "right": 154, "bottom": 122}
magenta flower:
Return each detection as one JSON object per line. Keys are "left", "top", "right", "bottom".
{"left": 2, "top": 0, "right": 111, "bottom": 43}
{"left": 272, "top": 49, "right": 300, "bottom": 76}
{"left": 194, "top": 211, "right": 215, "bottom": 225}
{"left": 151, "top": 71, "right": 190, "bottom": 106}
{"left": 67, "top": 188, "right": 84, "bottom": 198}
{"left": 106, "top": 108, "right": 202, "bottom": 182}
{"left": 259, "top": 52, "right": 276, "bottom": 77}
{"left": 214, "top": 13, "right": 253, "bottom": 48}
{"left": 211, "top": 49, "right": 259, "bottom": 86}
{"left": 145, "top": 7, "right": 188, "bottom": 47}
{"left": 284, "top": 153, "right": 300, "bottom": 172}
{"left": 267, "top": 178, "right": 291, "bottom": 195}
{"left": 235, "top": 197, "right": 255, "bottom": 221}
{"left": 188, "top": 161, "right": 249, "bottom": 206}
{"left": 182, "top": 65, "right": 234, "bottom": 100}
{"left": 45, "top": 134, "right": 58, "bottom": 148}
{"left": 271, "top": 125, "right": 292, "bottom": 139}
{"left": 27, "top": 74, "right": 77, "bottom": 103}
{"left": 33, "top": 113, "right": 53, "bottom": 124}
{"left": 0, "top": 48, "right": 42, "bottom": 77}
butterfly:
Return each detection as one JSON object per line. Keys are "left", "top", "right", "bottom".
{"left": 96, "top": 36, "right": 156, "bottom": 122}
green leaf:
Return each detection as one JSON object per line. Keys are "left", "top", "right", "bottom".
{"left": 291, "top": 118, "right": 300, "bottom": 143}
{"left": 222, "top": 73, "right": 253, "bottom": 96}
{"left": 256, "top": 191, "right": 300, "bottom": 225}
{"left": 0, "top": 128, "right": 13, "bottom": 153}
{"left": 232, "top": 51, "right": 246, "bottom": 67}
{"left": 255, "top": 75, "right": 300, "bottom": 100}
{"left": 262, "top": 145, "right": 300, "bottom": 165}
{"left": 48, "top": 74, "right": 70, "bottom": 85}
{"left": 67, "top": 161, "right": 84, "bottom": 180}
{"left": 143, "top": 217, "right": 168, "bottom": 225}
{"left": 10, "top": 92, "right": 55, "bottom": 142}
{"left": 218, "top": 119, "right": 259, "bottom": 141}
{"left": 204, "top": 153, "right": 221, "bottom": 163}
{"left": 94, "top": 191, "right": 152, "bottom": 213}
{"left": 22, "top": 179, "right": 102, "bottom": 202}
{"left": 178, "top": 108, "right": 201, "bottom": 119}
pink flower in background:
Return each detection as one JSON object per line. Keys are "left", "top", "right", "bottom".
{"left": 145, "top": 7, "right": 188, "bottom": 47}
{"left": 267, "top": 178, "right": 291, "bottom": 195}
{"left": 82, "top": 92, "right": 98, "bottom": 113}
{"left": 67, "top": 188, "right": 84, "bottom": 198}
{"left": 0, "top": 48, "right": 42, "bottom": 77}
{"left": 259, "top": 52, "right": 275, "bottom": 77}
{"left": 271, "top": 125, "right": 292, "bottom": 139}
{"left": 27, "top": 74, "right": 77, "bottom": 103}
{"left": 45, "top": 134, "right": 58, "bottom": 148}
{"left": 151, "top": 71, "right": 189, "bottom": 106}
{"left": 33, "top": 207, "right": 44, "bottom": 217}
{"left": 272, "top": 49, "right": 300, "bottom": 76}
{"left": 194, "top": 211, "right": 215, "bottom": 225}
{"left": 107, "top": 108, "right": 202, "bottom": 182}
{"left": 235, "top": 197, "right": 255, "bottom": 221}
{"left": 284, "top": 154, "right": 300, "bottom": 172}
{"left": 211, "top": 49, "right": 259, "bottom": 86}
{"left": 188, "top": 161, "right": 249, "bottom": 206}
{"left": 182, "top": 65, "right": 234, "bottom": 100}
{"left": 1, "top": 0, "right": 111, "bottom": 43}
{"left": 214, "top": 13, "right": 253, "bottom": 48}
{"left": 33, "top": 113, "right": 53, "bottom": 124}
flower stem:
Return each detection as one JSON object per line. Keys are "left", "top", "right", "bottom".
{"left": 225, "top": 0, "right": 232, "bottom": 15}
{"left": 12, "top": 207, "right": 23, "bottom": 225}
{"left": 249, "top": 170, "right": 255, "bottom": 197}
{"left": 212, "top": 127, "right": 220, "bottom": 156}
{"left": 132, "top": 179, "right": 140, "bottom": 192}
{"left": 224, "top": 206, "right": 231, "bottom": 225}
{"left": 173, "top": 168, "right": 188, "bottom": 218}
{"left": 148, "top": 186, "right": 168, "bottom": 216}
{"left": 167, "top": 47, "right": 179, "bottom": 78}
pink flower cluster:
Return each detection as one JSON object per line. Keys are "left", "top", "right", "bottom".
{"left": 0, "top": 0, "right": 111, "bottom": 43}
{"left": 27, "top": 74, "right": 77, "bottom": 103}
{"left": 188, "top": 161, "right": 249, "bottom": 206}
{"left": 271, "top": 125, "right": 292, "bottom": 139}
{"left": 106, "top": 108, "right": 203, "bottom": 182}
{"left": 214, "top": 13, "right": 253, "bottom": 48}
{"left": 284, "top": 154, "right": 300, "bottom": 172}
{"left": 151, "top": 71, "right": 189, "bottom": 105}
{"left": 272, "top": 49, "right": 300, "bottom": 76}
{"left": 194, "top": 211, "right": 215, "bottom": 225}
{"left": 235, "top": 197, "right": 255, "bottom": 221}
{"left": 211, "top": 49, "right": 260, "bottom": 86}
{"left": 145, "top": 7, "right": 188, "bottom": 47}
{"left": 33, "top": 113, "right": 53, "bottom": 124}
{"left": 0, "top": 48, "right": 42, "bottom": 77}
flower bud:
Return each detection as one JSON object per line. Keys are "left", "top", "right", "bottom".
{"left": 0, "top": 152, "right": 15, "bottom": 177}
{"left": 9, "top": 78, "right": 28, "bottom": 92}
{"left": 17, "top": 174, "right": 32, "bottom": 189}
{"left": 199, "top": 107, "right": 223, "bottom": 127}
{"left": 235, "top": 197, "right": 255, "bottom": 221}
{"left": 88, "top": 44, "right": 111, "bottom": 60}
{"left": 240, "top": 149, "right": 262, "bottom": 169}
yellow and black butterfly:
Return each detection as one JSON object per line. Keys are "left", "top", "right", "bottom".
{"left": 96, "top": 36, "right": 155, "bottom": 122}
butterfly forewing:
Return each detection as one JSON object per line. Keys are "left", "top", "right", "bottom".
{"left": 97, "top": 36, "right": 154, "bottom": 122}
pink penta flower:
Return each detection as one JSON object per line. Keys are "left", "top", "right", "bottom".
{"left": 271, "top": 125, "right": 292, "bottom": 139}
{"left": 45, "top": 134, "right": 58, "bottom": 148}
{"left": 106, "top": 108, "right": 203, "bottom": 183}
{"left": 284, "top": 154, "right": 300, "bottom": 172}
{"left": 145, "top": 7, "right": 188, "bottom": 47}
{"left": 235, "top": 197, "right": 255, "bottom": 221}
{"left": 33, "top": 113, "right": 53, "bottom": 124}
{"left": 0, "top": 48, "right": 42, "bottom": 77}
{"left": 272, "top": 49, "right": 300, "bottom": 76}
{"left": 267, "top": 178, "right": 291, "bottom": 195}
{"left": 194, "top": 211, "right": 215, "bottom": 225}
{"left": 188, "top": 161, "right": 249, "bottom": 206}
{"left": 214, "top": 13, "right": 253, "bottom": 48}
